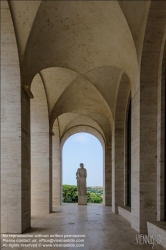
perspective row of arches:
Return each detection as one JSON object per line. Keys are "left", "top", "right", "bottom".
{"left": 1, "top": 0, "right": 166, "bottom": 235}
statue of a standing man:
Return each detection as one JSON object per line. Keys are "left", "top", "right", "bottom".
{"left": 76, "top": 163, "right": 87, "bottom": 205}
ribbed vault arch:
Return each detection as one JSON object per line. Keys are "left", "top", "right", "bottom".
{"left": 61, "top": 125, "right": 105, "bottom": 149}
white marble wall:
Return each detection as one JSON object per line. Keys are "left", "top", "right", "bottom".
{"left": 130, "top": 87, "right": 141, "bottom": 232}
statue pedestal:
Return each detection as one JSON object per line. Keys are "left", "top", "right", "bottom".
{"left": 78, "top": 195, "right": 87, "bottom": 205}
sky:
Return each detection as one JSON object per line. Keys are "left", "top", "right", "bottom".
{"left": 62, "top": 133, "right": 103, "bottom": 187}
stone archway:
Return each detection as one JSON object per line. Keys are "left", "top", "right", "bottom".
{"left": 60, "top": 126, "right": 107, "bottom": 205}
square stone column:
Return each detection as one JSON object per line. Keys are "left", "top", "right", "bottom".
{"left": 52, "top": 120, "right": 61, "bottom": 207}
{"left": 104, "top": 146, "right": 112, "bottom": 206}
{"left": 1, "top": 1, "right": 31, "bottom": 233}
{"left": 21, "top": 89, "right": 31, "bottom": 232}
{"left": 30, "top": 74, "right": 51, "bottom": 215}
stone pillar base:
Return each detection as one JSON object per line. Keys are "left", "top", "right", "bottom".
{"left": 78, "top": 195, "right": 87, "bottom": 205}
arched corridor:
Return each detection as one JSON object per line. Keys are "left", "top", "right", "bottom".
{"left": 1, "top": 0, "right": 166, "bottom": 249}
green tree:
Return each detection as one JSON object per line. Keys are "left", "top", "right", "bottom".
{"left": 62, "top": 185, "right": 103, "bottom": 204}
{"left": 62, "top": 185, "right": 78, "bottom": 203}
{"left": 88, "top": 192, "right": 102, "bottom": 203}
{"left": 87, "top": 191, "right": 91, "bottom": 203}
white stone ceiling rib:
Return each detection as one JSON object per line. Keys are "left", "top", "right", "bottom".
{"left": 49, "top": 75, "right": 113, "bottom": 129}
{"left": 86, "top": 112, "right": 112, "bottom": 144}
{"left": 57, "top": 113, "right": 105, "bottom": 140}
{"left": 57, "top": 113, "right": 81, "bottom": 137}
{"left": 85, "top": 66, "right": 122, "bottom": 117}
{"left": 40, "top": 66, "right": 122, "bottom": 119}
{"left": 118, "top": 1, "right": 151, "bottom": 66}
{"left": 40, "top": 67, "right": 79, "bottom": 114}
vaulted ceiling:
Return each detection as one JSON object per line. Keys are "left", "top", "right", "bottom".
{"left": 9, "top": 0, "right": 151, "bottom": 144}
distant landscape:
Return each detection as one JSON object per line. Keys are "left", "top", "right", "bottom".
{"left": 87, "top": 186, "right": 103, "bottom": 197}
{"left": 62, "top": 185, "right": 103, "bottom": 204}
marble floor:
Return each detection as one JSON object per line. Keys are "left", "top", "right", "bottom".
{"left": 1, "top": 204, "right": 165, "bottom": 250}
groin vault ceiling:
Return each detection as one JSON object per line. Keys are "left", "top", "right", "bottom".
{"left": 9, "top": 0, "right": 150, "bottom": 143}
